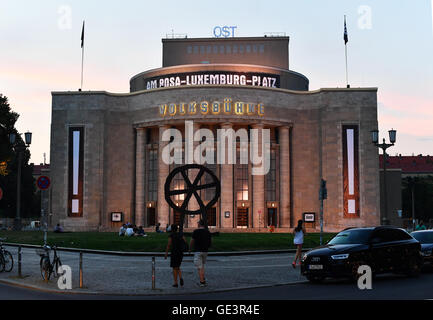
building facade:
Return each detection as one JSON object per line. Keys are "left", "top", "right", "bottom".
{"left": 50, "top": 36, "right": 380, "bottom": 232}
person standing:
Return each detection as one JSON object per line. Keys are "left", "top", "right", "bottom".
{"left": 165, "top": 224, "right": 186, "bottom": 287}
{"left": 190, "top": 220, "right": 212, "bottom": 287}
{"left": 292, "top": 219, "right": 306, "bottom": 268}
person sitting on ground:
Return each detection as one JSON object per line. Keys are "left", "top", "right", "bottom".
{"left": 136, "top": 226, "right": 147, "bottom": 237}
{"left": 125, "top": 224, "right": 135, "bottom": 237}
{"left": 54, "top": 224, "right": 63, "bottom": 233}
{"left": 156, "top": 223, "right": 164, "bottom": 233}
{"left": 119, "top": 224, "right": 127, "bottom": 236}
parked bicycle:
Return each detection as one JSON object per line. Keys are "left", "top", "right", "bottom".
{"left": 0, "top": 238, "right": 13, "bottom": 273}
{"left": 36, "top": 245, "right": 62, "bottom": 280}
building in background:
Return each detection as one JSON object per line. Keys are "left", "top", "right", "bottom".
{"left": 380, "top": 154, "right": 433, "bottom": 228}
{"left": 50, "top": 36, "right": 380, "bottom": 232}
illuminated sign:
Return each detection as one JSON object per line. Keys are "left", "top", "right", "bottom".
{"left": 144, "top": 72, "right": 280, "bottom": 90}
{"left": 159, "top": 98, "right": 264, "bottom": 117}
{"left": 213, "top": 26, "right": 237, "bottom": 38}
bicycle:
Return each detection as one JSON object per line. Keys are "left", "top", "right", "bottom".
{"left": 0, "top": 238, "right": 13, "bottom": 273}
{"left": 36, "top": 245, "right": 62, "bottom": 281}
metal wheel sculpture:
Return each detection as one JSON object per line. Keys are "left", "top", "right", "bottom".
{"left": 164, "top": 164, "right": 221, "bottom": 232}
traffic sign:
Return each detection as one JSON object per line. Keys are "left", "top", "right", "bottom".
{"left": 37, "top": 176, "right": 51, "bottom": 190}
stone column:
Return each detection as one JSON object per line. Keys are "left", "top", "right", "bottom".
{"left": 279, "top": 126, "right": 290, "bottom": 227}
{"left": 252, "top": 124, "right": 265, "bottom": 229}
{"left": 135, "top": 128, "right": 146, "bottom": 227}
{"left": 220, "top": 123, "right": 234, "bottom": 229}
{"left": 157, "top": 125, "right": 170, "bottom": 227}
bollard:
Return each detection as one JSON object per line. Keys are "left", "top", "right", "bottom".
{"left": 152, "top": 256, "right": 155, "bottom": 290}
{"left": 79, "top": 251, "right": 83, "bottom": 288}
{"left": 18, "top": 246, "right": 22, "bottom": 278}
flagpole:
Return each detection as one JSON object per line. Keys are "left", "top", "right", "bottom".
{"left": 80, "top": 21, "right": 85, "bottom": 91}
{"left": 344, "top": 15, "right": 349, "bottom": 88}
{"left": 345, "top": 42, "right": 349, "bottom": 88}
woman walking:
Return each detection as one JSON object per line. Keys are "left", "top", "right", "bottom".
{"left": 292, "top": 219, "right": 306, "bottom": 268}
{"left": 165, "top": 224, "right": 186, "bottom": 287}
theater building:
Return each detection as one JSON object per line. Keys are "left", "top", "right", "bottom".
{"left": 50, "top": 36, "right": 380, "bottom": 232}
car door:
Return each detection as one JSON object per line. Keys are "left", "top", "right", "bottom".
{"left": 369, "top": 229, "right": 394, "bottom": 273}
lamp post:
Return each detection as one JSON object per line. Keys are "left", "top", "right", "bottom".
{"left": 371, "top": 128, "right": 396, "bottom": 226}
{"left": 9, "top": 131, "right": 32, "bottom": 231}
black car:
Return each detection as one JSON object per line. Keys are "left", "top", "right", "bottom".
{"left": 301, "top": 226, "right": 422, "bottom": 283}
{"left": 411, "top": 230, "right": 433, "bottom": 269}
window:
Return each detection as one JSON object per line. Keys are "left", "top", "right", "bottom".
{"left": 239, "top": 45, "right": 244, "bottom": 54}
{"left": 246, "top": 45, "right": 251, "bottom": 53}
{"left": 68, "top": 127, "right": 84, "bottom": 217}
{"left": 343, "top": 125, "right": 360, "bottom": 218}
{"left": 226, "top": 45, "right": 231, "bottom": 54}
{"left": 233, "top": 45, "right": 238, "bottom": 53}
{"left": 207, "top": 45, "right": 211, "bottom": 54}
{"left": 253, "top": 44, "right": 258, "bottom": 53}
{"left": 220, "top": 45, "right": 225, "bottom": 54}
{"left": 187, "top": 46, "right": 192, "bottom": 54}
{"left": 213, "top": 45, "right": 218, "bottom": 54}
{"left": 259, "top": 44, "right": 264, "bottom": 53}
{"left": 193, "top": 46, "right": 199, "bottom": 54}
{"left": 200, "top": 46, "right": 205, "bottom": 54}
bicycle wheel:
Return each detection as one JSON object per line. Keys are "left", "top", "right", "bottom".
{"left": 53, "top": 258, "right": 62, "bottom": 278}
{"left": 40, "top": 256, "right": 51, "bottom": 281}
{"left": 2, "top": 250, "right": 13, "bottom": 272}
{"left": 0, "top": 255, "right": 4, "bottom": 273}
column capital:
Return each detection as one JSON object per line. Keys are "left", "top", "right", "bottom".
{"left": 220, "top": 122, "right": 233, "bottom": 129}
{"left": 251, "top": 123, "right": 264, "bottom": 129}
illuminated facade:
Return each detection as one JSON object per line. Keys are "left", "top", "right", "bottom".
{"left": 50, "top": 36, "right": 380, "bottom": 232}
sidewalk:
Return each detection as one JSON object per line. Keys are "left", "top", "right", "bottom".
{"left": 0, "top": 246, "right": 308, "bottom": 296}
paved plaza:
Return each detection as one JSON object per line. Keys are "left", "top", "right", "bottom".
{"left": 0, "top": 246, "right": 307, "bottom": 295}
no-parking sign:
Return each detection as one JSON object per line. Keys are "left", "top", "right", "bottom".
{"left": 37, "top": 176, "right": 51, "bottom": 190}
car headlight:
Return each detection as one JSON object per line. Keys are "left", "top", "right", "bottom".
{"left": 421, "top": 250, "right": 432, "bottom": 257}
{"left": 331, "top": 254, "right": 349, "bottom": 260}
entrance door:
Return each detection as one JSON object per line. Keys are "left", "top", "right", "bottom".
{"left": 207, "top": 207, "right": 217, "bottom": 227}
{"left": 147, "top": 208, "right": 155, "bottom": 226}
{"left": 237, "top": 208, "right": 249, "bottom": 227}
{"left": 268, "top": 208, "right": 277, "bottom": 227}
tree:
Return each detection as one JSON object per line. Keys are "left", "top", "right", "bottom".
{"left": 0, "top": 94, "right": 36, "bottom": 219}
{"left": 402, "top": 175, "right": 433, "bottom": 224}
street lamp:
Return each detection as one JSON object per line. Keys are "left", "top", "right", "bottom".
{"left": 371, "top": 128, "right": 396, "bottom": 225}
{"left": 9, "top": 131, "right": 32, "bottom": 231}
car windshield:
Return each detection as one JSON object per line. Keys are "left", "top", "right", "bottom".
{"left": 411, "top": 231, "right": 433, "bottom": 244}
{"left": 328, "top": 229, "right": 372, "bottom": 245}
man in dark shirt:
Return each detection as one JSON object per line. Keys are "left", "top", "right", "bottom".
{"left": 190, "top": 219, "right": 211, "bottom": 287}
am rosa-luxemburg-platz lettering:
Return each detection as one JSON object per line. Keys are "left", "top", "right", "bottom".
{"left": 146, "top": 73, "right": 278, "bottom": 90}
{"left": 159, "top": 98, "right": 265, "bottom": 117}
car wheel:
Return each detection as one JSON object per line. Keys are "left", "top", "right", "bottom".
{"left": 306, "top": 275, "right": 324, "bottom": 283}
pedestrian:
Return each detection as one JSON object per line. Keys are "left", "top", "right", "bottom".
{"left": 292, "top": 219, "right": 306, "bottom": 268}
{"left": 189, "top": 219, "right": 211, "bottom": 287}
{"left": 416, "top": 220, "right": 427, "bottom": 231}
{"left": 53, "top": 223, "right": 63, "bottom": 233}
{"left": 165, "top": 224, "right": 186, "bottom": 287}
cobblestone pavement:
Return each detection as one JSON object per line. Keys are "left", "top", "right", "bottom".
{"left": 0, "top": 246, "right": 307, "bottom": 295}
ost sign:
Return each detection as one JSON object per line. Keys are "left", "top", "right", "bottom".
{"left": 145, "top": 72, "right": 280, "bottom": 90}
{"left": 213, "top": 26, "right": 237, "bottom": 38}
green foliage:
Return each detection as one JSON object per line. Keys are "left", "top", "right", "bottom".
{"left": 0, "top": 94, "right": 37, "bottom": 218}
{"left": 402, "top": 176, "right": 433, "bottom": 223}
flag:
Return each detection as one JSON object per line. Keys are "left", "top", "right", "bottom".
{"left": 344, "top": 16, "right": 348, "bottom": 45}
{"left": 81, "top": 21, "right": 85, "bottom": 48}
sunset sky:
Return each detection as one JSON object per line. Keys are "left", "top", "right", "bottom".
{"left": 1, "top": 0, "right": 432, "bottom": 164}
